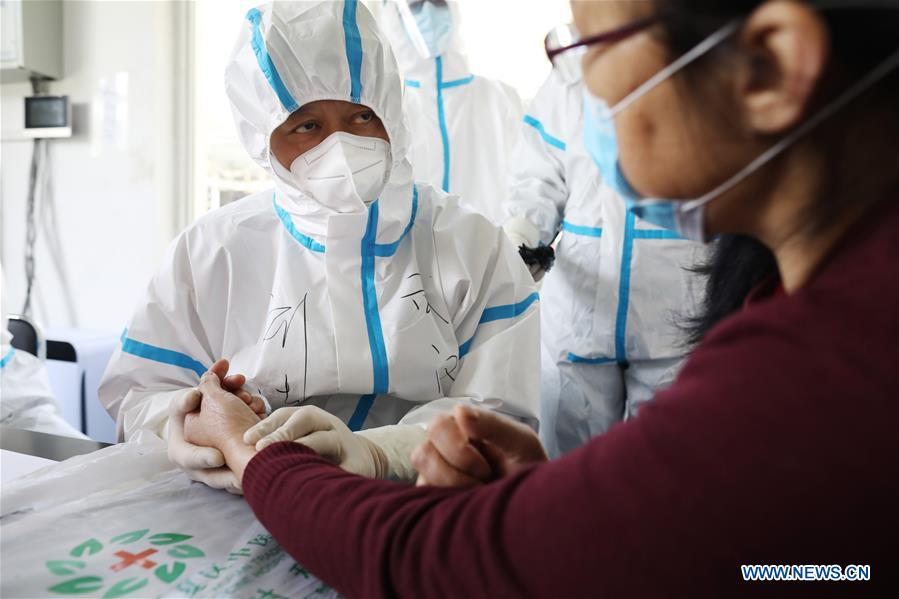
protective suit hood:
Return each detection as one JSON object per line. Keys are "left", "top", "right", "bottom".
{"left": 225, "top": 1, "right": 414, "bottom": 236}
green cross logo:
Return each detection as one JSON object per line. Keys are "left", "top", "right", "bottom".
{"left": 45, "top": 529, "right": 206, "bottom": 597}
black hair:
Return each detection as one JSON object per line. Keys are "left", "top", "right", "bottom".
{"left": 650, "top": 0, "right": 899, "bottom": 343}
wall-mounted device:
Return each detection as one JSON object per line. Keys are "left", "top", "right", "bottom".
{"left": 24, "top": 95, "right": 71, "bottom": 138}
{"left": 1, "top": 0, "right": 63, "bottom": 82}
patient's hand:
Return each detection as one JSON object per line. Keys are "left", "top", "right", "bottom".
{"left": 208, "top": 359, "right": 268, "bottom": 418}
{"left": 411, "top": 405, "right": 548, "bottom": 488}
{"left": 184, "top": 367, "right": 261, "bottom": 453}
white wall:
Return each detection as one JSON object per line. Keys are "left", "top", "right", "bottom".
{"left": 0, "top": 0, "right": 181, "bottom": 333}
{"left": 457, "top": 0, "right": 572, "bottom": 103}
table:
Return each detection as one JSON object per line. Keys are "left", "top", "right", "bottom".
{"left": 0, "top": 424, "right": 110, "bottom": 462}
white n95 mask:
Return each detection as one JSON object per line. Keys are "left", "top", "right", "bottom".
{"left": 274, "top": 132, "right": 391, "bottom": 211}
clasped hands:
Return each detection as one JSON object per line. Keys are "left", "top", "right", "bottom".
{"left": 169, "top": 358, "right": 548, "bottom": 494}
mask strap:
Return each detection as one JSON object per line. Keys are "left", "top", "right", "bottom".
{"left": 609, "top": 20, "right": 741, "bottom": 118}
{"left": 683, "top": 47, "right": 899, "bottom": 210}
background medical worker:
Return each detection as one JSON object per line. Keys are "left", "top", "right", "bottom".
{"left": 504, "top": 62, "right": 705, "bottom": 457}
{"left": 1, "top": 263, "right": 88, "bottom": 440}
{"left": 178, "top": 0, "right": 898, "bottom": 595}
{"left": 379, "top": 0, "right": 523, "bottom": 224}
{"left": 99, "top": 0, "right": 539, "bottom": 492}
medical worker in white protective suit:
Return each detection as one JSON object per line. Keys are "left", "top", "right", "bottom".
{"left": 504, "top": 33, "right": 705, "bottom": 458}
{"left": 99, "top": 0, "right": 539, "bottom": 492}
{"left": 1, "top": 265, "right": 88, "bottom": 439}
{"left": 379, "top": 0, "right": 522, "bottom": 224}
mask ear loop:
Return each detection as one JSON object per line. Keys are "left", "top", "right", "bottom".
{"left": 682, "top": 47, "right": 899, "bottom": 211}
{"left": 608, "top": 20, "right": 742, "bottom": 118}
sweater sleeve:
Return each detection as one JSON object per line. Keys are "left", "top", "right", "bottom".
{"left": 243, "top": 308, "right": 898, "bottom": 598}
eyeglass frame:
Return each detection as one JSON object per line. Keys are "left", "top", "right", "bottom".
{"left": 545, "top": 15, "right": 661, "bottom": 67}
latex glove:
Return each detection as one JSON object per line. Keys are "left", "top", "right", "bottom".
{"left": 244, "top": 406, "right": 389, "bottom": 478}
{"left": 244, "top": 407, "right": 426, "bottom": 481}
{"left": 411, "top": 405, "right": 548, "bottom": 488}
{"left": 167, "top": 388, "right": 243, "bottom": 495}
{"left": 357, "top": 423, "right": 427, "bottom": 482}
{"left": 503, "top": 216, "right": 549, "bottom": 281}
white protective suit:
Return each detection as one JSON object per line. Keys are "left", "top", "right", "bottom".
{"left": 505, "top": 71, "right": 705, "bottom": 457}
{"left": 99, "top": 1, "right": 539, "bottom": 473}
{"left": 380, "top": 1, "right": 523, "bottom": 224}
{"left": 1, "top": 266, "right": 88, "bottom": 439}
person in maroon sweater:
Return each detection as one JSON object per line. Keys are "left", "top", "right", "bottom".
{"left": 182, "top": 0, "right": 899, "bottom": 596}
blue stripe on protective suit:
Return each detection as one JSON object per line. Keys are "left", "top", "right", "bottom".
{"left": 567, "top": 353, "right": 616, "bottom": 364}
{"left": 480, "top": 292, "right": 539, "bottom": 324}
{"left": 458, "top": 336, "right": 475, "bottom": 359}
{"left": 564, "top": 217, "right": 684, "bottom": 366}
{"left": 441, "top": 75, "right": 474, "bottom": 89}
{"left": 246, "top": 8, "right": 299, "bottom": 113}
{"left": 435, "top": 56, "right": 451, "bottom": 192}
{"left": 349, "top": 189, "right": 418, "bottom": 429}
{"left": 523, "top": 115, "right": 566, "bottom": 151}
{"left": 373, "top": 187, "right": 418, "bottom": 257}
{"left": 404, "top": 75, "right": 473, "bottom": 90}
{"left": 614, "top": 210, "right": 637, "bottom": 364}
{"left": 0, "top": 347, "right": 15, "bottom": 368}
{"left": 353, "top": 202, "right": 389, "bottom": 430}
{"left": 459, "top": 292, "right": 540, "bottom": 358}
{"left": 634, "top": 229, "right": 686, "bottom": 240}
{"left": 273, "top": 195, "right": 326, "bottom": 253}
{"left": 119, "top": 329, "right": 207, "bottom": 378}
{"left": 562, "top": 221, "right": 603, "bottom": 237}
{"left": 342, "top": 0, "right": 364, "bottom": 103}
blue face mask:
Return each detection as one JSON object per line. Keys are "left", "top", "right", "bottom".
{"left": 582, "top": 17, "right": 899, "bottom": 242}
{"left": 581, "top": 22, "right": 740, "bottom": 241}
{"left": 411, "top": 2, "right": 453, "bottom": 58}
{"left": 582, "top": 90, "right": 692, "bottom": 236}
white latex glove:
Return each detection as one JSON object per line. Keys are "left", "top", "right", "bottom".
{"left": 244, "top": 406, "right": 426, "bottom": 481}
{"left": 167, "top": 388, "right": 243, "bottom": 495}
{"left": 502, "top": 216, "right": 546, "bottom": 281}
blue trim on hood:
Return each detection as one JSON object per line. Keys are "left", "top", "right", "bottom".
{"left": 372, "top": 187, "right": 419, "bottom": 257}
{"left": 273, "top": 195, "right": 326, "bottom": 253}
{"left": 343, "top": 0, "right": 364, "bottom": 103}
{"left": 246, "top": 8, "right": 299, "bottom": 113}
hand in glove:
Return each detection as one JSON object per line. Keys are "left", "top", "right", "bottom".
{"left": 244, "top": 406, "right": 427, "bottom": 481}
{"left": 244, "top": 406, "right": 389, "bottom": 478}
{"left": 168, "top": 387, "right": 245, "bottom": 494}
{"left": 166, "top": 359, "right": 265, "bottom": 494}
{"left": 503, "top": 216, "right": 555, "bottom": 282}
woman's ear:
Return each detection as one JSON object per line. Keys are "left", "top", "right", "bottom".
{"left": 736, "top": 0, "right": 830, "bottom": 135}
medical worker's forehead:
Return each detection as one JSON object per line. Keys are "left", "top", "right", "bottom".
{"left": 293, "top": 100, "right": 376, "bottom": 117}
{"left": 572, "top": 0, "right": 653, "bottom": 35}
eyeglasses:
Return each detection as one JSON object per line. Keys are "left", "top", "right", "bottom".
{"left": 544, "top": 16, "right": 660, "bottom": 81}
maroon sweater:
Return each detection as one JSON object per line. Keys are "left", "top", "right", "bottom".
{"left": 244, "top": 202, "right": 899, "bottom": 598}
